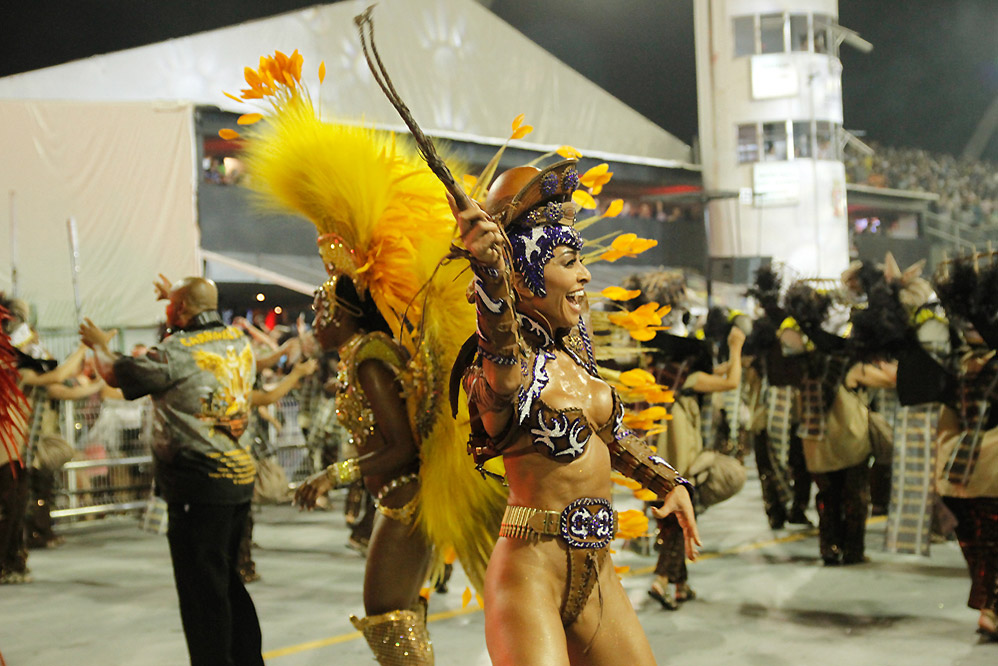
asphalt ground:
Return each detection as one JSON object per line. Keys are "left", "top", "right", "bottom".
{"left": 2, "top": 461, "right": 995, "bottom": 665}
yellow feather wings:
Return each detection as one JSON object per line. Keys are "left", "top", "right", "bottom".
{"left": 238, "top": 94, "right": 506, "bottom": 595}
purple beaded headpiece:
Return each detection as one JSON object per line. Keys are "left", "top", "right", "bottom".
{"left": 486, "top": 160, "right": 583, "bottom": 297}
{"left": 508, "top": 225, "right": 583, "bottom": 297}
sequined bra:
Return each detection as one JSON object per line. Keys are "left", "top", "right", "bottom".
{"left": 335, "top": 332, "right": 407, "bottom": 448}
{"left": 470, "top": 312, "right": 623, "bottom": 462}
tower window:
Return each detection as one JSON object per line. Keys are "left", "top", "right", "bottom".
{"left": 816, "top": 121, "right": 836, "bottom": 159}
{"left": 763, "top": 122, "right": 789, "bottom": 161}
{"left": 737, "top": 124, "right": 760, "bottom": 163}
{"left": 790, "top": 14, "right": 810, "bottom": 52}
{"left": 760, "top": 13, "right": 786, "bottom": 54}
{"left": 793, "top": 121, "right": 813, "bottom": 158}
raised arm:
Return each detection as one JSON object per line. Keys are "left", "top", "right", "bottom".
{"left": 20, "top": 344, "right": 88, "bottom": 387}
{"left": 234, "top": 316, "right": 279, "bottom": 351}
{"left": 78, "top": 319, "right": 121, "bottom": 387}
{"left": 451, "top": 195, "right": 523, "bottom": 400}
{"left": 690, "top": 326, "right": 745, "bottom": 393}
{"left": 250, "top": 358, "right": 318, "bottom": 406}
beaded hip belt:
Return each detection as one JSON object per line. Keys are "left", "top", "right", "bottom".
{"left": 499, "top": 497, "right": 617, "bottom": 549}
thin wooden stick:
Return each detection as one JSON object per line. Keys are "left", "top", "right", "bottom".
{"left": 354, "top": 6, "right": 473, "bottom": 212}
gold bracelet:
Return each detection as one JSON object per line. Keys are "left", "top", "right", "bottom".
{"left": 325, "top": 458, "right": 362, "bottom": 488}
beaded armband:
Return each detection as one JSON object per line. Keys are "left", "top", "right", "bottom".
{"left": 325, "top": 458, "right": 362, "bottom": 488}
{"left": 374, "top": 473, "right": 419, "bottom": 502}
{"left": 472, "top": 262, "right": 520, "bottom": 366}
{"left": 607, "top": 432, "right": 695, "bottom": 500}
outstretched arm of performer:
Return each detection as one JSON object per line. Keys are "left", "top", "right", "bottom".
{"left": 608, "top": 432, "right": 701, "bottom": 559}
{"left": 691, "top": 326, "right": 745, "bottom": 393}
{"left": 295, "top": 359, "right": 419, "bottom": 509}
{"left": 651, "top": 486, "right": 702, "bottom": 561}
{"left": 78, "top": 319, "right": 121, "bottom": 387}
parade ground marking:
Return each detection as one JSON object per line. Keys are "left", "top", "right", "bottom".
{"left": 263, "top": 516, "right": 885, "bottom": 659}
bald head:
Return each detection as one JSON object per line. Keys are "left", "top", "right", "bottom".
{"left": 167, "top": 277, "right": 218, "bottom": 328}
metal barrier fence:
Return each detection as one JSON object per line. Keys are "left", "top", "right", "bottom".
{"left": 266, "top": 396, "right": 316, "bottom": 485}
{"left": 42, "top": 395, "right": 316, "bottom": 523}
{"left": 47, "top": 396, "right": 153, "bottom": 522}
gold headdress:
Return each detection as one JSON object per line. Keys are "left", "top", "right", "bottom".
{"left": 222, "top": 51, "right": 506, "bottom": 593}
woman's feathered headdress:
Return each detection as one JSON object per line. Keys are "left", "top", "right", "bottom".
{"left": 221, "top": 51, "right": 506, "bottom": 594}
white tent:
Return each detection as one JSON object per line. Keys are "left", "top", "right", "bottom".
{"left": 0, "top": 100, "right": 200, "bottom": 329}
{"left": 0, "top": 0, "right": 692, "bottom": 329}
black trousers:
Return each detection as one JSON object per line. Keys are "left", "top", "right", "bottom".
{"left": 788, "top": 433, "right": 812, "bottom": 514}
{"left": 167, "top": 501, "right": 264, "bottom": 666}
{"left": 0, "top": 462, "right": 29, "bottom": 576}
{"left": 27, "top": 467, "right": 57, "bottom": 547}
{"left": 943, "top": 496, "right": 998, "bottom": 614}
{"left": 753, "top": 430, "right": 787, "bottom": 527}
{"left": 813, "top": 463, "right": 870, "bottom": 563}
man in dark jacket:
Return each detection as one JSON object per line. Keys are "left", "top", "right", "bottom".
{"left": 80, "top": 276, "right": 263, "bottom": 666}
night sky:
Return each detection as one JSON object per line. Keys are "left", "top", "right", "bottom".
{"left": 2, "top": 0, "right": 996, "bottom": 160}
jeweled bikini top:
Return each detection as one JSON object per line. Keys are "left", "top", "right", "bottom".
{"left": 488, "top": 312, "right": 623, "bottom": 461}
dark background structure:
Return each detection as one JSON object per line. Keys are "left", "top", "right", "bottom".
{"left": 2, "top": 0, "right": 997, "bottom": 160}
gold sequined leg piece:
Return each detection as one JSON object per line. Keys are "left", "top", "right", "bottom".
{"left": 350, "top": 599, "right": 434, "bottom": 665}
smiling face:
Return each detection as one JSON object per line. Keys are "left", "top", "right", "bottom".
{"left": 516, "top": 245, "right": 591, "bottom": 331}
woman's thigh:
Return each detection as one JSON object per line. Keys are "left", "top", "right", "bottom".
{"left": 566, "top": 557, "right": 657, "bottom": 666}
{"left": 363, "top": 512, "right": 432, "bottom": 615}
{"left": 484, "top": 540, "right": 572, "bottom": 666}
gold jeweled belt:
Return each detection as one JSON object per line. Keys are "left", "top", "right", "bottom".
{"left": 499, "top": 497, "right": 617, "bottom": 549}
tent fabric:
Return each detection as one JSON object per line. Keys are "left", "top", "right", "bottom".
{"left": 0, "top": 0, "right": 691, "bottom": 165}
{"left": 0, "top": 100, "right": 200, "bottom": 329}
{"left": 201, "top": 250, "right": 323, "bottom": 295}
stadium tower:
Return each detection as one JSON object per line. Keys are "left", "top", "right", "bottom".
{"left": 694, "top": 0, "right": 871, "bottom": 280}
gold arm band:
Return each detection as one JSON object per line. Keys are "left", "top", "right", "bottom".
{"left": 325, "top": 458, "right": 362, "bottom": 488}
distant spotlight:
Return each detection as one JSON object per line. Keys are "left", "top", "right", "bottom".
{"left": 256, "top": 293, "right": 265, "bottom": 302}
{"left": 274, "top": 306, "right": 283, "bottom": 314}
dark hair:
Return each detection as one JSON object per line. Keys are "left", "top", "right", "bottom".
{"left": 336, "top": 277, "right": 392, "bottom": 335}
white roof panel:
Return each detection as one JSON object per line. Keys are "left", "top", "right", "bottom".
{"left": 0, "top": 0, "right": 690, "bottom": 164}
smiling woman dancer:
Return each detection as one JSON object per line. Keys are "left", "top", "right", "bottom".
{"left": 451, "top": 160, "right": 701, "bottom": 665}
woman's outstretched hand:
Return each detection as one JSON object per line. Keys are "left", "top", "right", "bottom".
{"left": 294, "top": 470, "right": 333, "bottom": 510}
{"left": 651, "top": 485, "right": 702, "bottom": 561}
